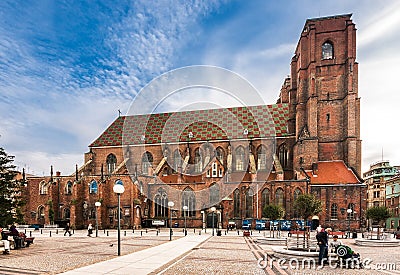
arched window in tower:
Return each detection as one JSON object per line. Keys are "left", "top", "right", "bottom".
{"left": 235, "top": 146, "right": 246, "bottom": 171}
{"left": 245, "top": 188, "right": 254, "bottom": 218}
{"left": 65, "top": 181, "right": 73, "bottom": 195}
{"left": 141, "top": 152, "right": 153, "bottom": 175}
{"left": 322, "top": 41, "right": 334, "bottom": 60}
{"left": 261, "top": 188, "right": 270, "bottom": 211}
{"left": 37, "top": 205, "right": 45, "bottom": 219}
{"left": 39, "top": 181, "right": 48, "bottom": 195}
{"left": 216, "top": 147, "right": 224, "bottom": 164}
{"left": 257, "top": 145, "right": 267, "bottom": 170}
{"left": 106, "top": 154, "right": 117, "bottom": 175}
{"left": 89, "top": 180, "right": 98, "bottom": 194}
{"left": 278, "top": 144, "right": 289, "bottom": 169}
{"left": 233, "top": 189, "right": 240, "bottom": 218}
{"left": 194, "top": 148, "right": 203, "bottom": 173}
{"left": 293, "top": 188, "right": 302, "bottom": 201}
{"left": 182, "top": 187, "right": 196, "bottom": 217}
{"left": 331, "top": 203, "right": 338, "bottom": 220}
{"left": 173, "top": 149, "right": 182, "bottom": 173}
{"left": 209, "top": 183, "right": 220, "bottom": 205}
{"left": 275, "top": 188, "right": 284, "bottom": 207}
{"left": 154, "top": 188, "right": 168, "bottom": 217}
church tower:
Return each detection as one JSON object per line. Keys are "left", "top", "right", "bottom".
{"left": 289, "top": 14, "right": 361, "bottom": 175}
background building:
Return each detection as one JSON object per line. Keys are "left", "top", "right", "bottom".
{"left": 22, "top": 14, "right": 366, "bottom": 231}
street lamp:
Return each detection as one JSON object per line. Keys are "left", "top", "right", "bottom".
{"left": 113, "top": 181, "right": 125, "bottom": 256}
{"left": 211, "top": 207, "right": 216, "bottom": 236}
{"left": 183, "top": 205, "right": 188, "bottom": 236}
{"left": 168, "top": 201, "right": 174, "bottom": 241}
{"left": 95, "top": 201, "right": 101, "bottom": 237}
{"left": 347, "top": 208, "right": 353, "bottom": 237}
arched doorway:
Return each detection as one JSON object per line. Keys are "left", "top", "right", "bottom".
{"left": 207, "top": 212, "right": 218, "bottom": 228}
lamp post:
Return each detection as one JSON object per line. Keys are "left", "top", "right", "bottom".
{"left": 113, "top": 181, "right": 125, "bottom": 256}
{"left": 347, "top": 208, "right": 352, "bottom": 238}
{"left": 95, "top": 201, "right": 101, "bottom": 237}
{"left": 168, "top": 201, "right": 174, "bottom": 241}
{"left": 211, "top": 207, "right": 216, "bottom": 236}
{"left": 183, "top": 205, "right": 188, "bottom": 236}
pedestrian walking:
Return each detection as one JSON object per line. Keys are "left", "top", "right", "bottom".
{"left": 87, "top": 223, "right": 93, "bottom": 237}
{"left": 64, "top": 222, "right": 72, "bottom": 236}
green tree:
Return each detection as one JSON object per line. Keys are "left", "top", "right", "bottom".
{"left": 263, "top": 204, "right": 285, "bottom": 220}
{"left": 263, "top": 204, "right": 284, "bottom": 237}
{"left": 293, "top": 193, "right": 322, "bottom": 228}
{"left": 0, "top": 147, "right": 25, "bottom": 226}
{"left": 366, "top": 206, "right": 391, "bottom": 239}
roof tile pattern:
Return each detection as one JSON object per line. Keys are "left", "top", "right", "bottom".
{"left": 89, "top": 104, "right": 289, "bottom": 147}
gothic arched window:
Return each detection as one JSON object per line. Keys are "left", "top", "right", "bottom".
{"left": 245, "top": 188, "right": 254, "bottom": 218}
{"left": 65, "top": 181, "right": 73, "bottom": 195}
{"left": 216, "top": 147, "right": 224, "bottom": 164}
{"left": 142, "top": 152, "right": 153, "bottom": 175}
{"left": 106, "top": 154, "right": 117, "bottom": 175}
{"left": 275, "top": 188, "right": 284, "bottom": 207}
{"left": 261, "top": 188, "right": 270, "bottom": 209}
{"left": 278, "top": 144, "right": 289, "bottom": 169}
{"left": 89, "top": 180, "right": 98, "bottom": 194}
{"left": 322, "top": 41, "right": 334, "bottom": 60}
{"left": 182, "top": 187, "right": 196, "bottom": 217}
{"left": 154, "top": 188, "right": 168, "bottom": 217}
{"left": 194, "top": 148, "right": 203, "bottom": 173}
{"left": 39, "top": 181, "right": 48, "bottom": 195}
{"left": 257, "top": 145, "right": 267, "bottom": 170}
{"left": 235, "top": 146, "right": 246, "bottom": 171}
{"left": 173, "top": 149, "right": 182, "bottom": 173}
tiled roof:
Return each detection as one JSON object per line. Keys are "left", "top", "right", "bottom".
{"left": 89, "top": 104, "right": 289, "bottom": 147}
{"left": 305, "top": 161, "right": 361, "bottom": 184}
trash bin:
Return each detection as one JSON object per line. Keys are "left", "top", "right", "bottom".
{"left": 217, "top": 230, "right": 222, "bottom": 236}
{"left": 352, "top": 232, "right": 358, "bottom": 238}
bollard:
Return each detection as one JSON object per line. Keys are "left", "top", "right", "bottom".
{"left": 50, "top": 231, "right": 52, "bottom": 237}
{"left": 146, "top": 229, "right": 147, "bottom": 233}
{"left": 73, "top": 229, "right": 75, "bottom": 234}
{"left": 199, "top": 231, "right": 201, "bottom": 235}
{"left": 156, "top": 231, "right": 158, "bottom": 236}
{"left": 41, "top": 229, "right": 43, "bottom": 234}
{"left": 24, "top": 229, "right": 26, "bottom": 234}
{"left": 194, "top": 228, "right": 195, "bottom": 233}
{"left": 104, "top": 229, "right": 106, "bottom": 234}
{"left": 237, "top": 230, "right": 239, "bottom": 235}
{"left": 124, "top": 231, "right": 126, "bottom": 236}
{"left": 225, "top": 230, "right": 227, "bottom": 235}
{"left": 141, "top": 231, "right": 143, "bottom": 236}
{"left": 133, "top": 229, "right": 135, "bottom": 234}
{"left": 30, "top": 231, "right": 32, "bottom": 237}
{"left": 251, "top": 231, "right": 252, "bottom": 235}
{"left": 107, "top": 231, "right": 109, "bottom": 236}
{"left": 57, "top": 229, "right": 58, "bottom": 234}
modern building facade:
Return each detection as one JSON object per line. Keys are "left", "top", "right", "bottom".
{"left": 21, "top": 14, "right": 366, "bottom": 231}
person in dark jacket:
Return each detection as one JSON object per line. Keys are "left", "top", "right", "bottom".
{"left": 316, "top": 227, "right": 329, "bottom": 265}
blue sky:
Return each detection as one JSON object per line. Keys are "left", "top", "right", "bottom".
{"left": 1, "top": 0, "right": 399, "bottom": 175}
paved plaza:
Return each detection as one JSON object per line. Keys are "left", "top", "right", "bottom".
{"left": 1, "top": 228, "right": 400, "bottom": 274}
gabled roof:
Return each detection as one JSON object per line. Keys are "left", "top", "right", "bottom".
{"left": 89, "top": 103, "right": 289, "bottom": 147}
{"left": 305, "top": 160, "right": 361, "bottom": 184}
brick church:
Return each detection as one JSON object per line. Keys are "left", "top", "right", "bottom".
{"left": 22, "top": 14, "right": 366, "bottom": 231}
